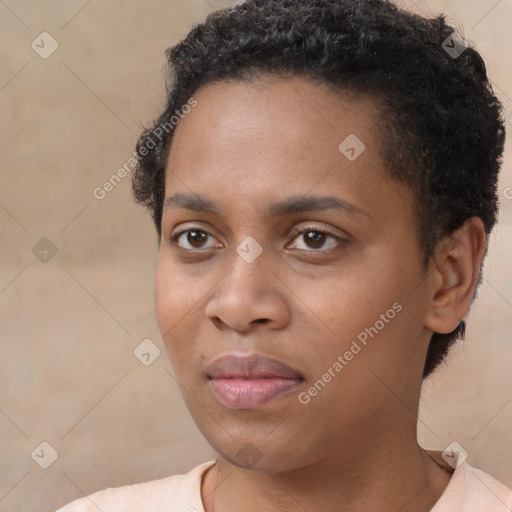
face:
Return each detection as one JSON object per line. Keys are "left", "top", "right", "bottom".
{"left": 154, "top": 76, "right": 433, "bottom": 472}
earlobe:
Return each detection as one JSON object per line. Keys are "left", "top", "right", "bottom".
{"left": 424, "top": 217, "right": 487, "bottom": 334}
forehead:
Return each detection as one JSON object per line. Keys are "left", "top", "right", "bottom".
{"left": 168, "top": 76, "right": 382, "bottom": 166}
{"left": 164, "top": 76, "right": 412, "bottom": 225}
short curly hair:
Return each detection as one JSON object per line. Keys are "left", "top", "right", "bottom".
{"left": 132, "top": 0, "right": 506, "bottom": 379}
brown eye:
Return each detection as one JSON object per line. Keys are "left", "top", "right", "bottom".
{"left": 303, "top": 231, "right": 327, "bottom": 249}
{"left": 172, "top": 229, "right": 221, "bottom": 250}
{"left": 288, "top": 227, "right": 342, "bottom": 252}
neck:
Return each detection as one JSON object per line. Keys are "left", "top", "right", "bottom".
{"left": 201, "top": 418, "right": 452, "bottom": 512}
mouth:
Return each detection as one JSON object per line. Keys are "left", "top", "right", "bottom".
{"left": 205, "top": 353, "right": 304, "bottom": 409}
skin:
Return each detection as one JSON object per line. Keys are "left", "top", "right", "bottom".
{"left": 154, "top": 76, "right": 487, "bottom": 512}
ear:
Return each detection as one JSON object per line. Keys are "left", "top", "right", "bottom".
{"left": 424, "top": 217, "right": 487, "bottom": 334}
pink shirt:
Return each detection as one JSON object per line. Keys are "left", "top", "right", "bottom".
{"left": 56, "top": 451, "right": 512, "bottom": 511}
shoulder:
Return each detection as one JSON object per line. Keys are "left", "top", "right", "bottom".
{"left": 462, "top": 464, "right": 512, "bottom": 509}
{"left": 55, "top": 461, "right": 216, "bottom": 512}
{"left": 427, "top": 449, "right": 512, "bottom": 512}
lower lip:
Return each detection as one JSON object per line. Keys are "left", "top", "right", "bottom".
{"left": 209, "top": 377, "right": 303, "bottom": 409}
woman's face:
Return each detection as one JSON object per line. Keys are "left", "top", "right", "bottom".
{"left": 154, "top": 76, "right": 433, "bottom": 471}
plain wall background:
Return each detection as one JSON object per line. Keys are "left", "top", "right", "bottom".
{"left": 0, "top": 0, "right": 511, "bottom": 510}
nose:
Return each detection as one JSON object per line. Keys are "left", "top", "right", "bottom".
{"left": 204, "top": 247, "right": 291, "bottom": 333}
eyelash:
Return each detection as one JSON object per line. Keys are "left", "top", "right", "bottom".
{"left": 170, "top": 225, "right": 347, "bottom": 254}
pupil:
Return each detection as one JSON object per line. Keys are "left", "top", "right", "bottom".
{"left": 188, "top": 230, "right": 206, "bottom": 247}
{"left": 306, "top": 231, "right": 325, "bottom": 248}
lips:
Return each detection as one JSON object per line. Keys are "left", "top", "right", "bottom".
{"left": 206, "top": 354, "right": 304, "bottom": 409}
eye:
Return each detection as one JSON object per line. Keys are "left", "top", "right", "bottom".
{"left": 287, "top": 226, "right": 344, "bottom": 251}
{"left": 171, "top": 228, "right": 222, "bottom": 250}
{"left": 170, "top": 226, "right": 346, "bottom": 253}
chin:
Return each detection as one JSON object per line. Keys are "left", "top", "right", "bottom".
{"left": 199, "top": 423, "right": 317, "bottom": 473}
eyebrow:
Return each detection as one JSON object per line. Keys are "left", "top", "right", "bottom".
{"left": 163, "top": 193, "right": 371, "bottom": 219}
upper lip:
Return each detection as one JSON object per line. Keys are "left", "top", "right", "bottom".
{"left": 206, "top": 353, "right": 303, "bottom": 379}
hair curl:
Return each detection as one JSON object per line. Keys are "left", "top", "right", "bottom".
{"left": 132, "top": 0, "right": 506, "bottom": 379}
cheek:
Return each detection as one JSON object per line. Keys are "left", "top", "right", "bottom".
{"left": 298, "top": 255, "right": 417, "bottom": 367}
{"left": 300, "top": 270, "right": 389, "bottom": 334}
{"left": 154, "top": 262, "right": 179, "bottom": 332}
{"left": 154, "top": 253, "right": 203, "bottom": 326}
{"left": 153, "top": 256, "right": 200, "bottom": 360}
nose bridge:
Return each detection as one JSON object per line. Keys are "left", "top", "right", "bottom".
{"left": 235, "top": 233, "right": 266, "bottom": 267}
{"left": 205, "top": 235, "right": 290, "bottom": 331}
{"left": 228, "top": 234, "right": 270, "bottom": 292}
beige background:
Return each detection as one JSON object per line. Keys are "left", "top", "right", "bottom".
{"left": 0, "top": 0, "right": 511, "bottom": 510}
